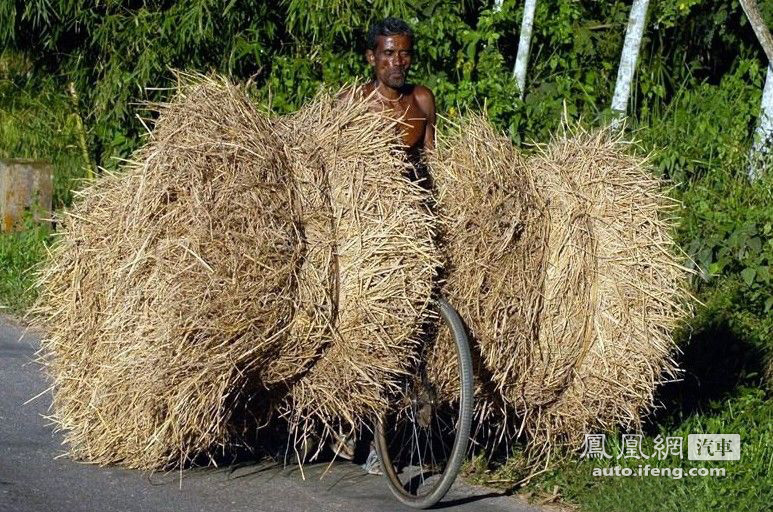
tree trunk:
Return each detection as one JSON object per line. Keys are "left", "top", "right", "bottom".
{"left": 740, "top": 0, "right": 773, "bottom": 180}
{"left": 512, "top": 0, "right": 537, "bottom": 100}
{"left": 739, "top": 0, "right": 773, "bottom": 63}
{"left": 611, "top": 0, "right": 650, "bottom": 127}
{"left": 749, "top": 64, "right": 773, "bottom": 180}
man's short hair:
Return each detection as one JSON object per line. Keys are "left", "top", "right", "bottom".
{"left": 367, "top": 17, "right": 413, "bottom": 50}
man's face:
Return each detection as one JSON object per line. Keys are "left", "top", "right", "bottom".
{"left": 367, "top": 34, "right": 412, "bottom": 89}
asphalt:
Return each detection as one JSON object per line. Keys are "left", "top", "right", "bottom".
{"left": 0, "top": 317, "right": 540, "bottom": 512}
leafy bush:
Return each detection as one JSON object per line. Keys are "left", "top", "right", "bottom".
{"left": 0, "top": 52, "right": 88, "bottom": 207}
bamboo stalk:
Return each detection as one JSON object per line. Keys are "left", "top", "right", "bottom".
{"left": 67, "top": 81, "right": 96, "bottom": 180}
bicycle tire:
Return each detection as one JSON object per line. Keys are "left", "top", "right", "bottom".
{"left": 374, "top": 296, "right": 474, "bottom": 509}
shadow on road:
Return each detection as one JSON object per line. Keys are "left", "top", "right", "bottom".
{"left": 436, "top": 490, "right": 513, "bottom": 509}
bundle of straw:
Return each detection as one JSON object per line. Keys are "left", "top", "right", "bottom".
{"left": 525, "top": 127, "right": 691, "bottom": 451}
{"left": 430, "top": 115, "right": 691, "bottom": 454}
{"left": 34, "top": 75, "right": 302, "bottom": 469}
{"left": 34, "top": 78, "right": 440, "bottom": 468}
{"left": 35, "top": 74, "right": 689, "bottom": 469}
{"left": 427, "top": 115, "right": 549, "bottom": 427}
{"left": 277, "top": 91, "right": 439, "bottom": 446}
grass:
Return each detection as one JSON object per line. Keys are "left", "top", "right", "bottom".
{"left": 469, "top": 390, "right": 771, "bottom": 512}
{"left": 0, "top": 219, "right": 50, "bottom": 312}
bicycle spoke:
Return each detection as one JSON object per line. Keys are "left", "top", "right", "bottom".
{"left": 435, "top": 411, "right": 447, "bottom": 462}
{"left": 427, "top": 423, "right": 436, "bottom": 474}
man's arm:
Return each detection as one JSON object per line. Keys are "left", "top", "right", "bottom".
{"left": 415, "top": 85, "right": 436, "bottom": 151}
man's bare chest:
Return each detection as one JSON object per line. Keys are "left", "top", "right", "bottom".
{"left": 363, "top": 88, "right": 427, "bottom": 149}
{"left": 390, "top": 99, "right": 427, "bottom": 149}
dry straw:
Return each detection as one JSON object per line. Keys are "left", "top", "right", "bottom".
{"left": 34, "top": 73, "right": 689, "bottom": 468}
{"left": 430, "top": 115, "right": 691, "bottom": 456}
{"left": 427, "top": 114, "right": 549, "bottom": 436}
{"left": 526, "top": 125, "right": 692, "bottom": 454}
{"left": 276, "top": 90, "right": 439, "bottom": 449}
{"left": 33, "top": 74, "right": 302, "bottom": 469}
{"left": 34, "top": 77, "right": 440, "bottom": 468}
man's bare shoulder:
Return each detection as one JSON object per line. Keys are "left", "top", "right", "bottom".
{"left": 338, "top": 83, "right": 370, "bottom": 100}
{"left": 412, "top": 84, "right": 435, "bottom": 113}
{"left": 338, "top": 85, "right": 358, "bottom": 101}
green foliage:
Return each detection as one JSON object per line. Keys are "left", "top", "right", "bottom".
{"left": 637, "top": 58, "right": 764, "bottom": 183}
{"left": 634, "top": 56, "right": 773, "bottom": 355}
{"left": 3, "top": 1, "right": 284, "bottom": 164}
{"left": 680, "top": 173, "right": 773, "bottom": 344}
{"left": 2, "top": 1, "right": 764, "bottom": 164}
{"left": 0, "top": 52, "right": 87, "bottom": 207}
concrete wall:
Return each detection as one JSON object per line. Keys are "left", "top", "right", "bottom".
{"left": 0, "top": 159, "right": 53, "bottom": 232}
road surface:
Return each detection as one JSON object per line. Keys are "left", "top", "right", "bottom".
{"left": 0, "top": 317, "right": 540, "bottom": 512}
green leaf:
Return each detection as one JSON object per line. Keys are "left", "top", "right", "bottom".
{"left": 740, "top": 267, "right": 756, "bottom": 286}
{"left": 747, "top": 236, "right": 762, "bottom": 254}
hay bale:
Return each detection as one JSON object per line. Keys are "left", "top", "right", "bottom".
{"left": 525, "top": 126, "right": 691, "bottom": 451}
{"left": 427, "top": 115, "right": 548, "bottom": 429}
{"left": 277, "top": 91, "right": 439, "bottom": 444}
{"left": 33, "top": 75, "right": 302, "bottom": 469}
{"left": 430, "top": 116, "right": 691, "bottom": 454}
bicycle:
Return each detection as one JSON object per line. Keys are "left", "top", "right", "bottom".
{"left": 374, "top": 296, "right": 474, "bottom": 509}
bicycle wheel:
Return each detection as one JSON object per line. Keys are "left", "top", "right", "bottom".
{"left": 374, "top": 296, "right": 474, "bottom": 509}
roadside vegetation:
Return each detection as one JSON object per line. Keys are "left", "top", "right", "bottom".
{"left": 1, "top": 1, "right": 770, "bottom": 510}
{"left": 0, "top": 63, "right": 82, "bottom": 312}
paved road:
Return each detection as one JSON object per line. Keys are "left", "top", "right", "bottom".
{"left": 0, "top": 318, "right": 539, "bottom": 512}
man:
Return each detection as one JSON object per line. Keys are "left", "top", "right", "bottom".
{"left": 357, "top": 17, "right": 436, "bottom": 183}
{"left": 329, "top": 18, "right": 437, "bottom": 472}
